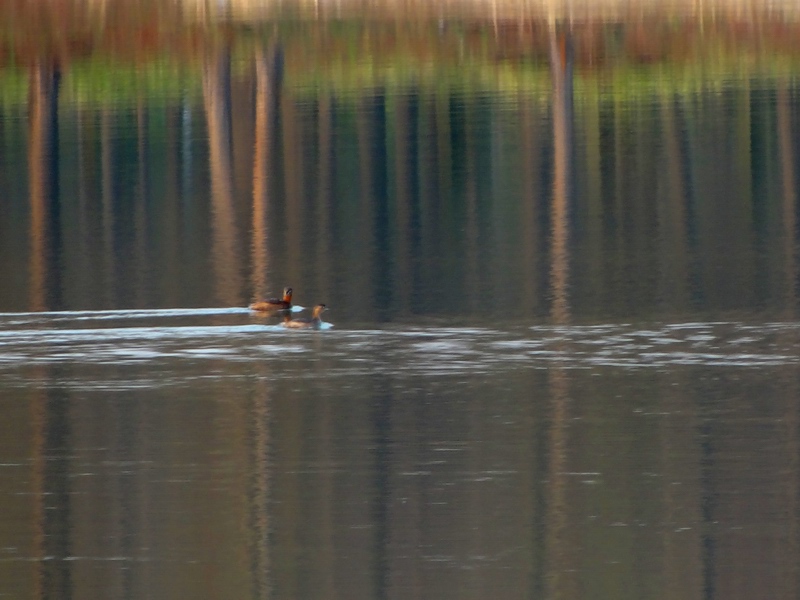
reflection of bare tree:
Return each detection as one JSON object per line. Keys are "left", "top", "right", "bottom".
{"left": 549, "top": 23, "right": 573, "bottom": 326}
{"left": 435, "top": 94, "right": 452, "bottom": 239}
{"left": 581, "top": 87, "right": 605, "bottom": 311}
{"left": 733, "top": 84, "right": 755, "bottom": 307}
{"left": 393, "top": 90, "right": 419, "bottom": 315}
{"left": 249, "top": 378, "right": 272, "bottom": 599}
{"left": 659, "top": 378, "right": 704, "bottom": 600}
{"left": 75, "top": 108, "right": 92, "bottom": 302}
{"left": 31, "top": 385, "right": 47, "bottom": 600}
{"left": 658, "top": 95, "right": 692, "bottom": 311}
{"left": 101, "top": 108, "right": 116, "bottom": 307}
{"left": 464, "top": 98, "right": 481, "bottom": 315}
{"left": 545, "top": 22, "right": 574, "bottom": 600}
{"left": 281, "top": 92, "right": 305, "bottom": 292}
{"left": 317, "top": 92, "right": 335, "bottom": 301}
{"left": 135, "top": 98, "right": 150, "bottom": 306}
{"left": 357, "top": 92, "right": 389, "bottom": 319}
{"left": 162, "top": 104, "right": 184, "bottom": 305}
{"left": 31, "top": 378, "right": 72, "bottom": 598}
{"left": 777, "top": 82, "right": 797, "bottom": 313}
{"left": 204, "top": 48, "right": 242, "bottom": 306}
{"left": 419, "top": 96, "right": 440, "bottom": 306}
{"left": 251, "top": 44, "right": 283, "bottom": 301}
{"left": 27, "top": 62, "right": 62, "bottom": 311}
{"left": 385, "top": 386, "right": 422, "bottom": 600}
{"left": 657, "top": 95, "right": 704, "bottom": 600}
{"left": 370, "top": 381, "right": 392, "bottom": 599}
{"left": 776, "top": 80, "right": 799, "bottom": 600}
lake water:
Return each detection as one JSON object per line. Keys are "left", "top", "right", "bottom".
{"left": 2, "top": 7, "right": 800, "bottom": 599}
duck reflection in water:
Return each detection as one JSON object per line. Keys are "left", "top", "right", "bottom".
{"left": 249, "top": 287, "right": 292, "bottom": 312}
{"left": 282, "top": 304, "right": 329, "bottom": 330}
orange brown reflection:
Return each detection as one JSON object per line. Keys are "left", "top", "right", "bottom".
{"left": 247, "top": 377, "right": 272, "bottom": 600}
{"left": 203, "top": 47, "right": 243, "bottom": 307}
{"left": 27, "top": 62, "right": 62, "bottom": 311}
{"left": 251, "top": 44, "right": 283, "bottom": 302}
{"left": 548, "top": 22, "right": 573, "bottom": 327}
{"left": 544, "top": 21, "right": 574, "bottom": 600}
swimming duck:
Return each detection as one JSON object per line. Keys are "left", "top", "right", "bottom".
{"left": 282, "top": 304, "right": 327, "bottom": 330}
{"left": 249, "top": 287, "right": 292, "bottom": 312}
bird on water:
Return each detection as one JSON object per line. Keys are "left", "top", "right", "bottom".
{"left": 282, "top": 304, "right": 328, "bottom": 330}
{"left": 249, "top": 287, "right": 293, "bottom": 312}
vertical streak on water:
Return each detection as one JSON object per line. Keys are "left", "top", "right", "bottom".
{"left": 609, "top": 88, "right": 624, "bottom": 296}
{"left": 316, "top": 371, "right": 337, "bottom": 599}
{"left": 549, "top": 24, "right": 573, "bottom": 326}
{"left": 371, "top": 379, "right": 391, "bottom": 600}
{"left": 489, "top": 91, "right": 503, "bottom": 309}
{"left": 357, "top": 92, "right": 389, "bottom": 320}
{"left": 545, "top": 21, "right": 574, "bottom": 600}
{"left": 435, "top": 92, "right": 452, "bottom": 300}
{"left": 463, "top": 97, "right": 480, "bottom": 315}
{"left": 138, "top": 386, "right": 155, "bottom": 598}
{"left": 101, "top": 108, "right": 116, "bottom": 308}
{"left": 249, "top": 378, "right": 272, "bottom": 600}
{"left": 180, "top": 97, "right": 194, "bottom": 290}
{"left": 544, "top": 371, "right": 571, "bottom": 599}
{"left": 394, "top": 90, "right": 419, "bottom": 316}
{"left": 520, "top": 93, "right": 544, "bottom": 317}
{"left": 282, "top": 93, "right": 304, "bottom": 293}
{"left": 204, "top": 47, "right": 241, "bottom": 307}
{"left": 776, "top": 80, "right": 800, "bottom": 599}
{"left": 317, "top": 92, "right": 335, "bottom": 303}
{"left": 181, "top": 98, "right": 193, "bottom": 207}
{"left": 357, "top": 94, "right": 379, "bottom": 319}
{"left": 386, "top": 382, "right": 422, "bottom": 600}
{"left": 777, "top": 82, "right": 798, "bottom": 311}
{"left": 699, "top": 420, "right": 717, "bottom": 600}
{"left": 31, "top": 369, "right": 72, "bottom": 599}
{"left": 163, "top": 104, "right": 182, "bottom": 306}
{"left": 419, "top": 95, "right": 438, "bottom": 309}
{"left": 735, "top": 83, "right": 755, "bottom": 308}
{"left": 781, "top": 371, "right": 800, "bottom": 598}
{"left": 135, "top": 99, "right": 150, "bottom": 307}
{"left": 31, "top": 380, "right": 46, "bottom": 600}
{"left": 252, "top": 50, "right": 270, "bottom": 302}
{"left": 27, "top": 62, "right": 61, "bottom": 311}
{"left": 118, "top": 382, "right": 141, "bottom": 599}
{"left": 251, "top": 44, "right": 282, "bottom": 301}
{"left": 659, "top": 95, "right": 691, "bottom": 312}
{"left": 660, "top": 378, "right": 704, "bottom": 600}
{"left": 76, "top": 107, "right": 91, "bottom": 304}
{"left": 582, "top": 77, "right": 600, "bottom": 273}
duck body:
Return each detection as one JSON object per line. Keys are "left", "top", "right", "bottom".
{"left": 249, "top": 287, "right": 292, "bottom": 312}
{"left": 282, "top": 304, "right": 327, "bottom": 330}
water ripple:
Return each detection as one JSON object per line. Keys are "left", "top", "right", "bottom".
{"left": 1, "top": 310, "right": 799, "bottom": 387}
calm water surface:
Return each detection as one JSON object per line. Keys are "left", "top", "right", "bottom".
{"left": 2, "top": 10, "right": 800, "bottom": 600}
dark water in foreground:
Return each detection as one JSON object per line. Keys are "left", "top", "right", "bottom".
{"left": 2, "top": 310, "right": 800, "bottom": 599}
{"left": 3, "top": 13, "right": 800, "bottom": 600}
